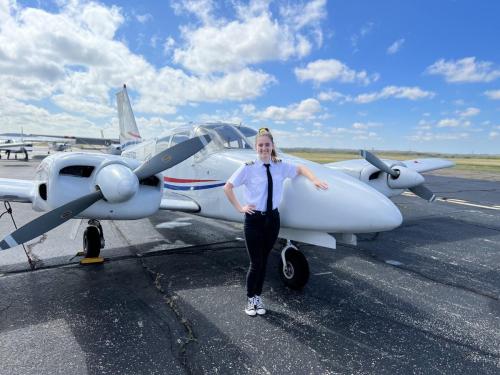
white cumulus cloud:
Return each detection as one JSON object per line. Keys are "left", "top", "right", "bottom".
{"left": 426, "top": 57, "right": 500, "bottom": 83}
{"left": 354, "top": 86, "right": 434, "bottom": 103}
{"left": 173, "top": 1, "right": 326, "bottom": 74}
{"left": 255, "top": 98, "right": 322, "bottom": 121}
{"left": 295, "top": 59, "right": 378, "bottom": 85}
{"left": 317, "top": 90, "right": 348, "bottom": 102}
{"left": 484, "top": 89, "right": 500, "bottom": 100}
{"left": 387, "top": 38, "right": 405, "bottom": 55}
{"left": 457, "top": 107, "right": 480, "bottom": 117}
{"left": 407, "top": 131, "right": 469, "bottom": 142}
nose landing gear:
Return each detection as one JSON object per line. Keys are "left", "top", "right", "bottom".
{"left": 80, "top": 219, "right": 105, "bottom": 264}
{"left": 279, "top": 241, "right": 309, "bottom": 289}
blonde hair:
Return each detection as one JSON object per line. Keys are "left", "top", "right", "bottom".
{"left": 256, "top": 127, "right": 278, "bottom": 162}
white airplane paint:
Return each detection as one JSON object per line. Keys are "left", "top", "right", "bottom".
{"left": 0, "top": 85, "right": 454, "bottom": 289}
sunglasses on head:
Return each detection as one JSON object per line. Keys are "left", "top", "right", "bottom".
{"left": 258, "top": 127, "right": 270, "bottom": 135}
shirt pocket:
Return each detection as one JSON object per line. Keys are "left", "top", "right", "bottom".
{"left": 271, "top": 170, "right": 285, "bottom": 185}
{"left": 248, "top": 174, "right": 268, "bottom": 191}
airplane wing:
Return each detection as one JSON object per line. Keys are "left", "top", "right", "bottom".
{"left": 401, "top": 158, "right": 455, "bottom": 173}
{"left": 0, "top": 142, "right": 32, "bottom": 149}
{"left": 326, "top": 154, "right": 454, "bottom": 201}
{"left": 0, "top": 178, "right": 37, "bottom": 203}
{"left": 160, "top": 192, "right": 200, "bottom": 212}
{"left": 327, "top": 157, "right": 454, "bottom": 175}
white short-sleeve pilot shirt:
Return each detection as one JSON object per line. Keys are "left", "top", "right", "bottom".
{"left": 227, "top": 159, "right": 298, "bottom": 211}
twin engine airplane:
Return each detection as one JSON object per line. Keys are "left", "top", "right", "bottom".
{"left": 0, "top": 85, "right": 453, "bottom": 288}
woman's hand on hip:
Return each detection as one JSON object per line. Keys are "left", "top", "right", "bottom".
{"left": 240, "top": 204, "right": 256, "bottom": 214}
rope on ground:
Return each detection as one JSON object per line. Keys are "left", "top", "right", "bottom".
{"left": 0, "top": 201, "right": 36, "bottom": 270}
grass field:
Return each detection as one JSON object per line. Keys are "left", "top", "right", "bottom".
{"left": 283, "top": 149, "right": 500, "bottom": 173}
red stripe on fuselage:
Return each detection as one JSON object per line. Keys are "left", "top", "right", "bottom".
{"left": 163, "top": 176, "right": 219, "bottom": 183}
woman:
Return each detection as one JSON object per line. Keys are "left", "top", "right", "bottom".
{"left": 224, "top": 128, "right": 328, "bottom": 316}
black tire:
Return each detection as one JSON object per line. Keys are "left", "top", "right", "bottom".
{"left": 279, "top": 248, "right": 309, "bottom": 289}
{"left": 83, "top": 226, "right": 101, "bottom": 258}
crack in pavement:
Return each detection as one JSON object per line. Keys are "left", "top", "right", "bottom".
{"left": 110, "top": 221, "right": 197, "bottom": 374}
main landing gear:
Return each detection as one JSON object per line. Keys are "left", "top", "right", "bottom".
{"left": 278, "top": 240, "right": 309, "bottom": 289}
{"left": 80, "top": 219, "right": 105, "bottom": 264}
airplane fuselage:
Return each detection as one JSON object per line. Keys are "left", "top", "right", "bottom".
{"left": 122, "top": 139, "right": 403, "bottom": 234}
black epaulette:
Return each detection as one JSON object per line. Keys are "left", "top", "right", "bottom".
{"left": 245, "top": 161, "right": 255, "bottom": 166}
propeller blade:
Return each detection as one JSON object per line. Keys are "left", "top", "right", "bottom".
{"left": 0, "top": 191, "right": 103, "bottom": 250}
{"left": 360, "top": 150, "right": 399, "bottom": 178}
{"left": 409, "top": 184, "right": 436, "bottom": 202}
{"left": 134, "top": 134, "right": 211, "bottom": 180}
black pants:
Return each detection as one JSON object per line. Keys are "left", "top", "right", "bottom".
{"left": 244, "top": 209, "right": 280, "bottom": 298}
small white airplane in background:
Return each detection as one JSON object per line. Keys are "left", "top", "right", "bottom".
{"left": 0, "top": 133, "right": 74, "bottom": 160}
{"left": 0, "top": 132, "right": 119, "bottom": 159}
{"left": 0, "top": 85, "right": 453, "bottom": 289}
{"left": 0, "top": 139, "right": 33, "bottom": 161}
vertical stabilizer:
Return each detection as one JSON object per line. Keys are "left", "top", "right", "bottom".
{"left": 116, "top": 84, "right": 142, "bottom": 145}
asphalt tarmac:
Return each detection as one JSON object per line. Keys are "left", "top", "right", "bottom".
{"left": 0, "top": 155, "right": 499, "bottom": 374}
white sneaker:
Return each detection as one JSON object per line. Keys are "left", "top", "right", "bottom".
{"left": 245, "top": 297, "right": 257, "bottom": 316}
{"left": 254, "top": 295, "right": 266, "bottom": 315}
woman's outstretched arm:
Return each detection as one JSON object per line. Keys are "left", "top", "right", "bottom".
{"left": 297, "top": 165, "right": 329, "bottom": 190}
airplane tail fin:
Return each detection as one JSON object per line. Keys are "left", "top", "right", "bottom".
{"left": 116, "top": 84, "right": 142, "bottom": 145}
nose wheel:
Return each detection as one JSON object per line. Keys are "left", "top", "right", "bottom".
{"left": 81, "top": 220, "right": 105, "bottom": 264}
{"left": 279, "top": 241, "right": 309, "bottom": 289}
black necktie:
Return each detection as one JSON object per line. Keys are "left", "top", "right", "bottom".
{"left": 264, "top": 164, "right": 273, "bottom": 213}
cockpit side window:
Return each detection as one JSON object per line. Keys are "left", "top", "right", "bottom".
{"left": 155, "top": 136, "right": 171, "bottom": 154}
{"left": 169, "top": 131, "right": 190, "bottom": 147}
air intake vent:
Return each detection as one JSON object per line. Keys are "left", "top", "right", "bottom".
{"left": 39, "top": 183, "right": 47, "bottom": 200}
{"left": 140, "top": 176, "right": 160, "bottom": 187}
{"left": 60, "top": 165, "right": 95, "bottom": 177}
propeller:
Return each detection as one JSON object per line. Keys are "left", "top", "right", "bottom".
{"left": 360, "top": 150, "right": 399, "bottom": 179}
{"left": 409, "top": 185, "right": 436, "bottom": 202}
{"left": 0, "top": 134, "right": 211, "bottom": 250}
{"left": 360, "top": 150, "right": 436, "bottom": 202}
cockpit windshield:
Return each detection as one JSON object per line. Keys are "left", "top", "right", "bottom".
{"left": 200, "top": 123, "right": 254, "bottom": 149}
{"left": 192, "top": 123, "right": 256, "bottom": 157}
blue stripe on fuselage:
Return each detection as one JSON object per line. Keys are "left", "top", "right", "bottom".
{"left": 164, "top": 182, "right": 225, "bottom": 191}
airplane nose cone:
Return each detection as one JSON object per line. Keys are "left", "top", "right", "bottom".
{"left": 280, "top": 168, "right": 403, "bottom": 233}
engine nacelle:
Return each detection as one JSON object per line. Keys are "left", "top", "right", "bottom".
{"left": 32, "top": 152, "right": 162, "bottom": 220}
{"left": 358, "top": 162, "right": 425, "bottom": 197}
{"left": 387, "top": 166, "right": 424, "bottom": 189}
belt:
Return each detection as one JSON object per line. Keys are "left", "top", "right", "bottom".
{"left": 247, "top": 208, "right": 278, "bottom": 216}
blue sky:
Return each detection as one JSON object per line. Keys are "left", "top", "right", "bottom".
{"left": 1, "top": 0, "right": 499, "bottom": 154}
